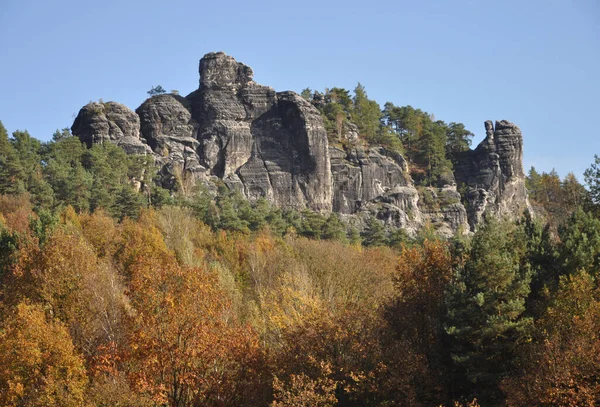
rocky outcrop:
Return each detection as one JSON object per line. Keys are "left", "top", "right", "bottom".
{"left": 330, "top": 146, "right": 410, "bottom": 213}
{"left": 72, "top": 102, "right": 152, "bottom": 155}
{"left": 136, "top": 94, "right": 205, "bottom": 189}
{"left": 71, "top": 52, "right": 530, "bottom": 236}
{"left": 187, "top": 52, "right": 332, "bottom": 211}
{"left": 454, "top": 120, "right": 530, "bottom": 228}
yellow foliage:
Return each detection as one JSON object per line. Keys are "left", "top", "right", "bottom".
{"left": 0, "top": 302, "right": 88, "bottom": 407}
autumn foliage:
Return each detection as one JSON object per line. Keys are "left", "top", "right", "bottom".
{"left": 1, "top": 195, "right": 599, "bottom": 406}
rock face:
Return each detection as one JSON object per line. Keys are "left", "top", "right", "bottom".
{"left": 71, "top": 52, "right": 530, "bottom": 235}
{"left": 454, "top": 120, "right": 531, "bottom": 228}
{"left": 187, "top": 52, "right": 333, "bottom": 211}
{"left": 136, "top": 94, "right": 204, "bottom": 189}
{"left": 72, "top": 102, "right": 152, "bottom": 155}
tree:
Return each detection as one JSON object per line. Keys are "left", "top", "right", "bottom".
{"left": 445, "top": 122, "right": 474, "bottom": 157}
{"left": 584, "top": 154, "right": 600, "bottom": 214}
{"left": 444, "top": 218, "right": 532, "bottom": 404}
{"left": 42, "top": 136, "right": 93, "bottom": 212}
{"left": 526, "top": 166, "right": 542, "bottom": 198}
{"left": 126, "top": 253, "right": 265, "bottom": 406}
{"left": 10, "top": 130, "right": 54, "bottom": 208}
{"left": 0, "top": 121, "right": 26, "bottom": 194}
{"left": 417, "top": 119, "right": 453, "bottom": 186}
{"left": 559, "top": 207, "right": 600, "bottom": 277}
{"left": 0, "top": 302, "right": 88, "bottom": 407}
{"left": 119, "top": 213, "right": 266, "bottom": 406}
{"left": 360, "top": 216, "right": 387, "bottom": 247}
{"left": 300, "top": 87, "right": 313, "bottom": 101}
{"left": 147, "top": 85, "right": 166, "bottom": 96}
{"left": 352, "top": 83, "right": 381, "bottom": 142}
{"left": 387, "top": 239, "right": 454, "bottom": 405}
{"left": 321, "top": 213, "right": 347, "bottom": 242}
{"left": 271, "top": 372, "right": 337, "bottom": 407}
{"left": 503, "top": 270, "right": 600, "bottom": 406}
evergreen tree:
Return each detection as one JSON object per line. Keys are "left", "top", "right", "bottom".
{"left": 321, "top": 213, "right": 347, "bottom": 242}
{"left": 445, "top": 122, "right": 474, "bottom": 157}
{"left": 111, "top": 184, "right": 145, "bottom": 220}
{"left": 559, "top": 208, "right": 600, "bottom": 277}
{"left": 417, "top": 120, "right": 452, "bottom": 186}
{"left": 299, "top": 209, "right": 326, "bottom": 238}
{"left": 361, "top": 216, "right": 387, "bottom": 247}
{"left": 520, "top": 211, "right": 559, "bottom": 317}
{"left": 217, "top": 191, "right": 249, "bottom": 233}
{"left": 8, "top": 130, "right": 54, "bottom": 208}
{"left": 300, "top": 87, "right": 313, "bottom": 101}
{"left": 347, "top": 225, "right": 362, "bottom": 245}
{"left": 352, "top": 83, "right": 381, "bottom": 142}
{"left": 584, "top": 154, "right": 600, "bottom": 213}
{"left": 43, "top": 136, "right": 93, "bottom": 212}
{"left": 0, "top": 121, "right": 26, "bottom": 194}
{"left": 444, "top": 217, "right": 532, "bottom": 403}
{"left": 525, "top": 166, "right": 542, "bottom": 199}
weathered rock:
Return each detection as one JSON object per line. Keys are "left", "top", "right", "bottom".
{"left": 71, "top": 102, "right": 151, "bottom": 155}
{"left": 330, "top": 145, "right": 410, "bottom": 213}
{"left": 188, "top": 52, "right": 332, "bottom": 211}
{"left": 70, "top": 52, "right": 530, "bottom": 237}
{"left": 137, "top": 94, "right": 199, "bottom": 154}
{"left": 418, "top": 186, "right": 470, "bottom": 237}
{"left": 454, "top": 120, "right": 530, "bottom": 229}
{"left": 136, "top": 94, "right": 205, "bottom": 189}
{"left": 187, "top": 52, "right": 276, "bottom": 176}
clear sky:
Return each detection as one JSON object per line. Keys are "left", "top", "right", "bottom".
{"left": 1, "top": 0, "right": 598, "bottom": 180}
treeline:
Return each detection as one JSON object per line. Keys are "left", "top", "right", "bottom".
{"left": 526, "top": 166, "right": 597, "bottom": 227}
{"left": 1, "top": 193, "right": 600, "bottom": 406}
{"left": 302, "top": 85, "right": 474, "bottom": 186}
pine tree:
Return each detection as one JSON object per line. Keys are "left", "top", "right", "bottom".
{"left": 0, "top": 121, "right": 26, "bottom": 194}
{"left": 559, "top": 208, "right": 600, "bottom": 277}
{"left": 361, "top": 216, "right": 387, "bottom": 247}
{"left": 352, "top": 83, "right": 381, "bottom": 142}
{"left": 584, "top": 154, "right": 600, "bottom": 205}
{"left": 321, "top": 213, "right": 348, "bottom": 242}
{"left": 444, "top": 217, "right": 532, "bottom": 403}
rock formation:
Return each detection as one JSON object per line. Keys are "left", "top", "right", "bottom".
{"left": 71, "top": 52, "right": 530, "bottom": 235}
{"left": 72, "top": 102, "right": 152, "bottom": 155}
{"left": 454, "top": 120, "right": 531, "bottom": 229}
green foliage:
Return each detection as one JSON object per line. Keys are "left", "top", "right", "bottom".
{"left": 300, "top": 87, "right": 312, "bottom": 101}
{"left": 0, "top": 223, "right": 19, "bottom": 283}
{"left": 519, "top": 211, "right": 559, "bottom": 317}
{"left": 444, "top": 217, "right": 532, "bottom": 403}
{"left": 29, "top": 209, "right": 58, "bottom": 246}
{"left": 0, "top": 121, "right": 26, "bottom": 195}
{"left": 584, "top": 154, "right": 600, "bottom": 210}
{"left": 382, "top": 103, "right": 455, "bottom": 185}
{"left": 361, "top": 215, "right": 388, "bottom": 247}
{"left": 526, "top": 166, "right": 590, "bottom": 227}
{"left": 445, "top": 122, "right": 474, "bottom": 157}
{"left": 559, "top": 207, "right": 600, "bottom": 277}
{"left": 147, "top": 85, "right": 166, "bottom": 95}
{"left": 351, "top": 83, "right": 381, "bottom": 142}
{"left": 321, "top": 213, "right": 348, "bottom": 242}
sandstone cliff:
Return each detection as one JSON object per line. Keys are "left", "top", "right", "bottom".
{"left": 454, "top": 120, "right": 531, "bottom": 229}
{"left": 71, "top": 52, "right": 529, "bottom": 234}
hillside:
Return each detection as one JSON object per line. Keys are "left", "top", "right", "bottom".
{"left": 71, "top": 52, "right": 529, "bottom": 236}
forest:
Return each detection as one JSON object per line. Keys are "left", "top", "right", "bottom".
{"left": 1, "top": 82, "right": 600, "bottom": 407}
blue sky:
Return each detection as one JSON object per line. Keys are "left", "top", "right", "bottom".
{"left": 1, "top": 0, "right": 598, "bottom": 180}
